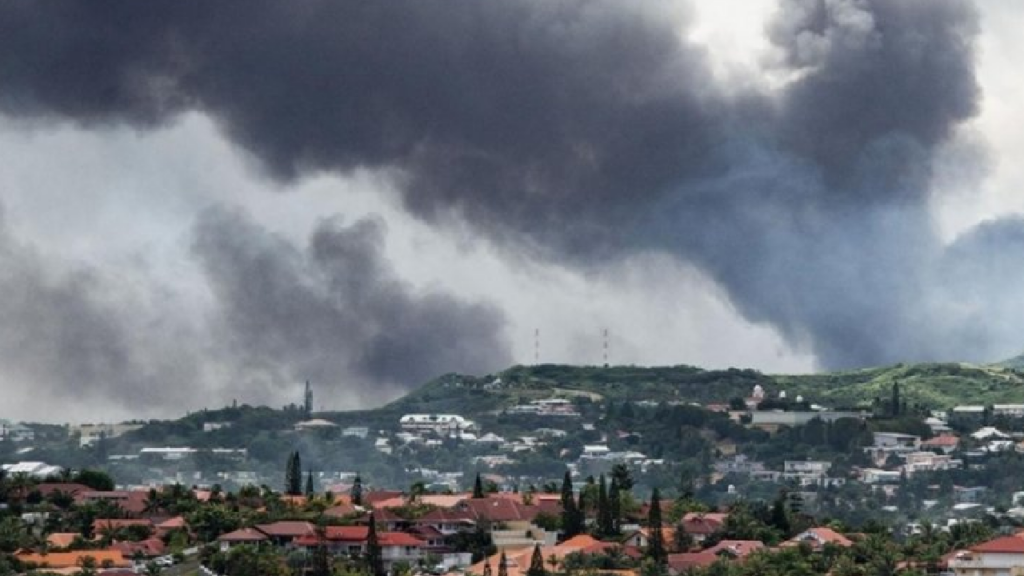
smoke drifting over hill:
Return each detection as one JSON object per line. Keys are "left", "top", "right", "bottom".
{"left": 0, "top": 0, "right": 1020, "bottom": 416}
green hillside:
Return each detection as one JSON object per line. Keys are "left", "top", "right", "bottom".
{"left": 387, "top": 361, "right": 1024, "bottom": 414}
{"left": 995, "top": 352, "right": 1024, "bottom": 370}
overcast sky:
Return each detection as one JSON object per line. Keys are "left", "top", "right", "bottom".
{"left": 1, "top": 0, "right": 1022, "bottom": 423}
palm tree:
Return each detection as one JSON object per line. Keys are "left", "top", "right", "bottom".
{"left": 547, "top": 553, "right": 561, "bottom": 575}
{"left": 143, "top": 488, "right": 163, "bottom": 516}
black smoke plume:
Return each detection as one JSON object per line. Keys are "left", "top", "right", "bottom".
{"left": 0, "top": 0, "right": 1018, "bottom": 371}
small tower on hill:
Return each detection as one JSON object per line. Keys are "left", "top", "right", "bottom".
{"left": 304, "top": 380, "right": 313, "bottom": 418}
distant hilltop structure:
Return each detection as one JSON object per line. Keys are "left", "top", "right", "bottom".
{"left": 399, "top": 414, "right": 477, "bottom": 434}
{"left": 303, "top": 380, "right": 314, "bottom": 418}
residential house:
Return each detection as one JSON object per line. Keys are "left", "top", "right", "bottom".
{"left": 74, "top": 423, "right": 143, "bottom": 447}
{"left": 922, "top": 434, "right": 960, "bottom": 454}
{"left": 16, "top": 551, "right": 131, "bottom": 570}
{"left": 680, "top": 513, "right": 729, "bottom": 545}
{"left": 399, "top": 414, "right": 476, "bottom": 434}
{"left": 955, "top": 486, "right": 988, "bottom": 504}
{"left": 903, "top": 452, "right": 962, "bottom": 475}
{"left": 291, "top": 527, "right": 427, "bottom": 569}
{"left": 860, "top": 469, "right": 902, "bottom": 484}
{"left": 867, "top": 432, "right": 921, "bottom": 465}
{"left": 0, "top": 420, "right": 35, "bottom": 442}
{"left": 342, "top": 426, "right": 369, "bottom": 438}
{"left": 748, "top": 411, "right": 865, "bottom": 432}
{"left": 972, "top": 427, "right": 1010, "bottom": 441}
{"left": 623, "top": 526, "right": 679, "bottom": 551}
{"left": 466, "top": 535, "right": 624, "bottom": 576}
{"left": 781, "top": 527, "right": 853, "bottom": 550}
{"left": 1, "top": 462, "right": 62, "bottom": 478}
{"left": 217, "top": 528, "right": 269, "bottom": 551}
{"left": 667, "top": 540, "right": 765, "bottom": 574}
{"left": 414, "top": 508, "right": 477, "bottom": 535}
{"left": 782, "top": 461, "right": 832, "bottom": 486}
{"left": 254, "top": 521, "right": 315, "bottom": 546}
{"left": 948, "top": 535, "right": 1024, "bottom": 576}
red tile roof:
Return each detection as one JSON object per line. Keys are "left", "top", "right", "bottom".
{"left": 668, "top": 551, "right": 719, "bottom": 571}
{"left": 681, "top": 513, "right": 728, "bottom": 535}
{"left": 460, "top": 497, "right": 545, "bottom": 523}
{"left": 109, "top": 537, "right": 166, "bottom": 558}
{"left": 325, "top": 502, "right": 358, "bottom": 518}
{"left": 36, "top": 483, "right": 93, "bottom": 497}
{"left": 16, "top": 550, "right": 131, "bottom": 569}
{"left": 971, "top": 536, "right": 1024, "bottom": 554}
{"left": 379, "top": 532, "right": 426, "bottom": 547}
{"left": 414, "top": 508, "right": 476, "bottom": 524}
{"left": 705, "top": 540, "right": 765, "bottom": 558}
{"left": 255, "top": 521, "right": 315, "bottom": 538}
{"left": 218, "top": 528, "right": 269, "bottom": 542}
{"left": 365, "top": 491, "right": 404, "bottom": 505}
{"left": 922, "top": 435, "right": 960, "bottom": 447}
{"left": 782, "top": 527, "right": 853, "bottom": 549}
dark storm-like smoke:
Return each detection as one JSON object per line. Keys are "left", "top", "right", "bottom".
{"left": 192, "top": 208, "right": 511, "bottom": 394}
{"left": 0, "top": 0, "right": 1016, "bottom": 382}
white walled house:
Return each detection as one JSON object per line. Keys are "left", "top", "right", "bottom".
{"left": 949, "top": 535, "right": 1024, "bottom": 576}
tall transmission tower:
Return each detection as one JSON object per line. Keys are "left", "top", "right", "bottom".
{"left": 534, "top": 328, "right": 540, "bottom": 365}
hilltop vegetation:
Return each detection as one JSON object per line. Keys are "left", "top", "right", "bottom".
{"left": 393, "top": 361, "right": 1024, "bottom": 414}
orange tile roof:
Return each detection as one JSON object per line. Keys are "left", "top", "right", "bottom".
{"left": 467, "top": 535, "right": 618, "bottom": 576}
{"left": 46, "top": 533, "right": 79, "bottom": 549}
{"left": 255, "top": 521, "right": 315, "bottom": 538}
{"left": 972, "top": 536, "right": 1024, "bottom": 554}
{"left": 218, "top": 527, "right": 269, "bottom": 542}
{"left": 922, "top": 434, "right": 960, "bottom": 447}
{"left": 782, "top": 527, "right": 853, "bottom": 548}
{"left": 681, "top": 513, "right": 728, "bottom": 535}
{"left": 16, "top": 550, "right": 130, "bottom": 568}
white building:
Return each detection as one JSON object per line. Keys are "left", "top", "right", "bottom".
{"left": 342, "top": 426, "right": 369, "bottom": 438}
{"left": 783, "top": 461, "right": 833, "bottom": 486}
{"left": 0, "top": 420, "right": 35, "bottom": 442}
{"left": 903, "top": 452, "right": 962, "bottom": 475}
{"left": 949, "top": 535, "right": 1024, "bottom": 576}
{"left": 1, "top": 462, "right": 62, "bottom": 478}
{"left": 399, "top": 414, "right": 476, "bottom": 433}
{"left": 74, "top": 423, "right": 143, "bottom": 447}
{"left": 861, "top": 468, "right": 902, "bottom": 484}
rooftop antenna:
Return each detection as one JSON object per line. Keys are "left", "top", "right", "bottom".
{"left": 603, "top": 328, "right": 609, "bottom": 368}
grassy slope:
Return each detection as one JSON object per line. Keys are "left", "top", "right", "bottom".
{"left": 386, "top": 362, "right": 1024, "bottom": 415}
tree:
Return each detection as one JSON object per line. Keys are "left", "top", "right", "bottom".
{"left": 74, "top": 469, "right": 115, "bottom": 491}
{"left": 473, "top": 473, "right": 485, "bottom": 499}
{"left": 608, "top": 476, "right": 621, "bottom": 534}
{"left": 305, "top": 471, "right": 315, "bottom": 497}
{"left": 527, "top": 544, "right": 547, "bottom": 576}
{"left": 770, "top": 491, "right": 791, "bottom": 537}
{"left": 482, "top": 559, "right": 493, "bottom": 576}
{"left": 610, "top": 463, "right": 634, "bottom": 492}
{"left": 891, "top": 381, "right": 901, "bottom": 417}
{"left": 285, "top": 451, "right": 302, "bottom": 496}
{"left": 560, "top": 470, "right": 582, "bottom": 538}
{"left": 77, "top": 555, "right": 99, "bottom": 576}
{"left": 311, "top": 520, "right": 331, "bottom": 576}
{"left": 366, "top": 512, "right": 385, "bottom": 576}
{"left": 498, "top": 551, "right": 509, "bottom": 576}
{"left": 352, "top": 474, "right": 364, "bottom": 506}
{"left": 596, "top": 474, "right": 614, "bottom": 538}
{"left": 647, "top": 488, "right": 666, "bottom": 565}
